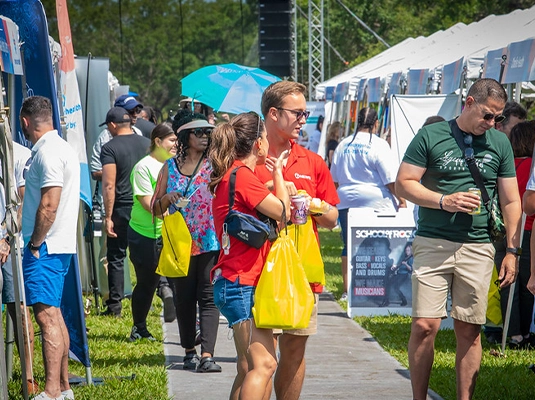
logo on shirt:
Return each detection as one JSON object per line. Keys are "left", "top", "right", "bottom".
{"left": 294, "top": 173, "right": 311, "bottom": 180}
{"left": 439, "top": 151, "right": 492, "bottom": 173}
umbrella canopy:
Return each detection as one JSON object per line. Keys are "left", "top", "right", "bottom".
{"left": 181, "top": 63, "right": 280, "bottom": 115}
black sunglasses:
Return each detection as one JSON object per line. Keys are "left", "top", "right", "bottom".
{"left": 463, "top": 133, "right": 474, "bottom": 160}
{"left": 472, "top": 98, "right": 505, "bottom": 123}
{"left": 188, "top": 127, "right": 213, "bottom": 138}
{"left": 276, "top": 108, "right": 310, "bottom": 121}
{"left": 128, "top": 106, "right": 142, "bottom": 115}
{"left": 483, "top": 112, "right": 506, "bottom": 124}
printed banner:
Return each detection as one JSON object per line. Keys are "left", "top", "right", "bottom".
{"left": 56, "top": 0, "right": 91, "bottom": 207}
{"left": 347, "top": 208, "right": 416, "bottom": 317}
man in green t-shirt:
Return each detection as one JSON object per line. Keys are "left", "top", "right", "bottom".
{"left": 396, "top": 78, "right": 522, "bottom": 400}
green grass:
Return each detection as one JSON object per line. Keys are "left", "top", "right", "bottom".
{"left": 4, "top": 266, "right": 169, "bottom": 400}
{"left": 319, "top": 227, "right": 535, "bottom": 400}
{"left": 5, "top": 230, "right": 535, "bottom": 399}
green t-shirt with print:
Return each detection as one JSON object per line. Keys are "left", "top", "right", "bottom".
{"left": 129, "top": 155, "right": 163, "bottom": 239}
{"left": 403, "top": 120, "right": 515, "bottom": 243}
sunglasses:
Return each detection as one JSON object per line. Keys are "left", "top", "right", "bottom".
{"left": 472, "top": 98, "right": 505, "bottom": 123}
{"left": 463, "top": 133, "right": 474, "bottom": 160}
{"left": 188, "top": 127, "right": 213, "bottom": 138}
{"left": 276, "top": 108, "right": 310, "bottom": 121}
{"left": 483, "top": 112, "right": 506, "bottom": 124}
{"left": 128, "top": 106, "right": 143, "bottom": 116}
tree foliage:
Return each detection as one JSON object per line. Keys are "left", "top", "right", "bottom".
{"left": 39, "top": 0, "right": 535, "bottom": 111}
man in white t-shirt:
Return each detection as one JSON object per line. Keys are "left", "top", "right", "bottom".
{"left": 20, "top": 96, "right": 80, "bottom": 400}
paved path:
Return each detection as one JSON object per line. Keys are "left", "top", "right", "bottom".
{"left": 163, "top": 292, "right": 442, "bottom": 400}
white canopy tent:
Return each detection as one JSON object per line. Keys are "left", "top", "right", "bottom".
{"left": 316, "top": 5, "right": 535, "bottom": 100}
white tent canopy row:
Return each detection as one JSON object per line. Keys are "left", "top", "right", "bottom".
{"left": 316, "top": 5, "right": 535, "bottom": 100}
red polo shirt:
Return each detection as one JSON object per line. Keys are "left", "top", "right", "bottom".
{"left": 255, "top": 141, "right": 340, "bottom": 292}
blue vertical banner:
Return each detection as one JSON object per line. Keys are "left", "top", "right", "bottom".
{"left": 502, "top": 38, "right": 535, "bottom": 84}
{"left": 0, "top": 0, "right": 91, "bottom": 368}
{"left": 407, "top": 69, "right": 429, "bottom": 95}
{"left": 441, "top": 57, "right": 464, "bottom": 94}
{"left": 482, "top": 47, "right": 507, "bottom": 81}
{"left": 366, "top": 77, "right": 381, "bottom": 103}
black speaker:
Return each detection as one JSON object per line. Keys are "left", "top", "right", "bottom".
{"left": 259, "top": 0, "right": 293, "bottom": 77}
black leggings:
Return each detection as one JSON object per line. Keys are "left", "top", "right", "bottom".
{"left": 127, "top": 226, "right": 161, "bottom": 329}
{"left": 169, "top": 251, "right": 219, "bottom": 355}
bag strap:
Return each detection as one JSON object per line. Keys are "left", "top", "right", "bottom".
{"left": 227, "top": 166, "right": 241, "bottom": 212}
{"left": 174, "top": 156, "right": 204, "bottom": 198}
{"left": 448, "top": 119, "right": 491, "bottom": 206}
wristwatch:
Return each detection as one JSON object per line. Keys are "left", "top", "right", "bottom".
{"left": 29, "top": 241, "right": 41, "bottom": 251}
{"left": 506, "top": 247, "right": 522, "bottom": 257}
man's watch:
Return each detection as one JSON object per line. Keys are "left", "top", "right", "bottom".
{"left": 506, "top": 247, "right": 522, "bottom": 257}
{"left": 29, "top": 241, "right": 41, "bottom": 251}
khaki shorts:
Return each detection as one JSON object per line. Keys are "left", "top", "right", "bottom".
{"left": 411, "top": 236, "right": 495, "bottom": 325}
{"left": 273, "top": 293, "right": 319, "bottom": 336}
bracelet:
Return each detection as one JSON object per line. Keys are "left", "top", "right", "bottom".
{"left": 439, "top": 194, "right": 445, "bottom": 210}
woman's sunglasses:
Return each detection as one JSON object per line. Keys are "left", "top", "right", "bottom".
{"left": 188, "top": 127, "right": 213, "bottom": 138}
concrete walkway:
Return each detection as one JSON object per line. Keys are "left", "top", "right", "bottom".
{"left": 163, "top": 292, "right": 442, "bottom": 400}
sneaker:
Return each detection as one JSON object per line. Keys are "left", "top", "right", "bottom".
{"left": 183, "top": 353, "right": 200, "bottom": 370}
{"left": 32, "top": 392, "right": 63, "bottom": 400}
{"left": 129, "top": 325, "right": 156, "bottom": 342}
{"left": 159, "top": 285, "right": 176, "bottom": 323}
{"left": 62, "top": 389, "right": 75, "bottom": 400}
{"left": 340, "top": 292, "right": 348, "bottom": 302}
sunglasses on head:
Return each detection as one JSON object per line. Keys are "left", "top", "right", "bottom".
{"left": 188, "top": 127, "right": 213, "bottom": 138}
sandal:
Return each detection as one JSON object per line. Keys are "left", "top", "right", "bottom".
{"left": 196, "top": 357, "right": 222, "bottom": 373}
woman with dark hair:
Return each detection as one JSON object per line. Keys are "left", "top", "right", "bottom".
{"left": 127, "top": 123, "right": 177, "bottom": 341}
{"left": 325, "top": 121, "right": 341, "bottom": 168}
{"left": 331, "top": 107, "right": 405, "bottom": 301}
{"left": 307, "top": 114, "right": 324, "bottom": 153}
{"left": 209, "top": 112, "right": 290, "bottom": 400}
{"left": 152, "top": 110, "right": 221, "bottom": 372}
{"left": 495, "top": 120, "right": 535, "bottom": 348}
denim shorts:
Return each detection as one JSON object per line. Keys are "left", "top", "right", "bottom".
{"left": 213, "top": 276, "right": 255, "bottom": 328}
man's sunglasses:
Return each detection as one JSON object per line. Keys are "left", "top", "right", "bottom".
{"left": 472, "top": 98, "right": 505, "bottom": 123}
{"left": 276, "top": 108, "right": 310, "bottom": 121}
{"left": 483, "top": 112, "right": 506, "bottom": 124}
{"left": 188, "top": 127, "right": 213, "bottom": 138}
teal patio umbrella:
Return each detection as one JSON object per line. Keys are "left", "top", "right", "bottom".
{"left": 180, "top": 63, "right": 280, "bottom": 115}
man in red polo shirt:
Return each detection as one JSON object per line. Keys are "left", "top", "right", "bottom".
{"left": 256, "top": 81, "right": 339, "bottom": 400}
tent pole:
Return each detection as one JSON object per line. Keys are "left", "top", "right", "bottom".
{"left": 86, "top": 366, "right": 93, "bottom": 385}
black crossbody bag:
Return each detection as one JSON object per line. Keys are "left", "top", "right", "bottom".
{"left": 224, "top": 167, "right": 278, "bottom": 249}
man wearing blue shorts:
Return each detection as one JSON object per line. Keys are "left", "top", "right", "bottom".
{"left": 20, "top": 96, "right": 80, "bottom": 400}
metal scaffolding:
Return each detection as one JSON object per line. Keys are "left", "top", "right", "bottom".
{"left": 308, "top": 0, "right": 324, "bottom": 100}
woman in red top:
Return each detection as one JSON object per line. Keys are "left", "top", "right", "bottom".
{"left": 209, "top": 112, "right": 289, "bottom": 400}
{"left": 497, "top": 121, "right": 535, "bottom": 348}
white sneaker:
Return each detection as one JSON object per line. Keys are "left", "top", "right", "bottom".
{"left": 340, "top": 292, "right": 348, "bottom": 302}
{"left": 32, "top": 392, "right": 63, "bottom": 400}
{"left": 62, "top": 389, "right": 75, "bottom": 400}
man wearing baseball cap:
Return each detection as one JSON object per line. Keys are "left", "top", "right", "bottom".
{"left": 100, "top": 107, "right": 150, "bottom": 317}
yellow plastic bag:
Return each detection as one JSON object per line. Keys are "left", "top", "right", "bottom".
{"left": 252, "top": 230, "right": 314, "bottom": 329}
{"left": 486, "top": 264, "right": 502, "bottom": 325}
{"left": 287, "top": 217, "right": 325, "bottom": 285}
{"left": 156, "top": 211, "right": 192, "bottom": 278}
